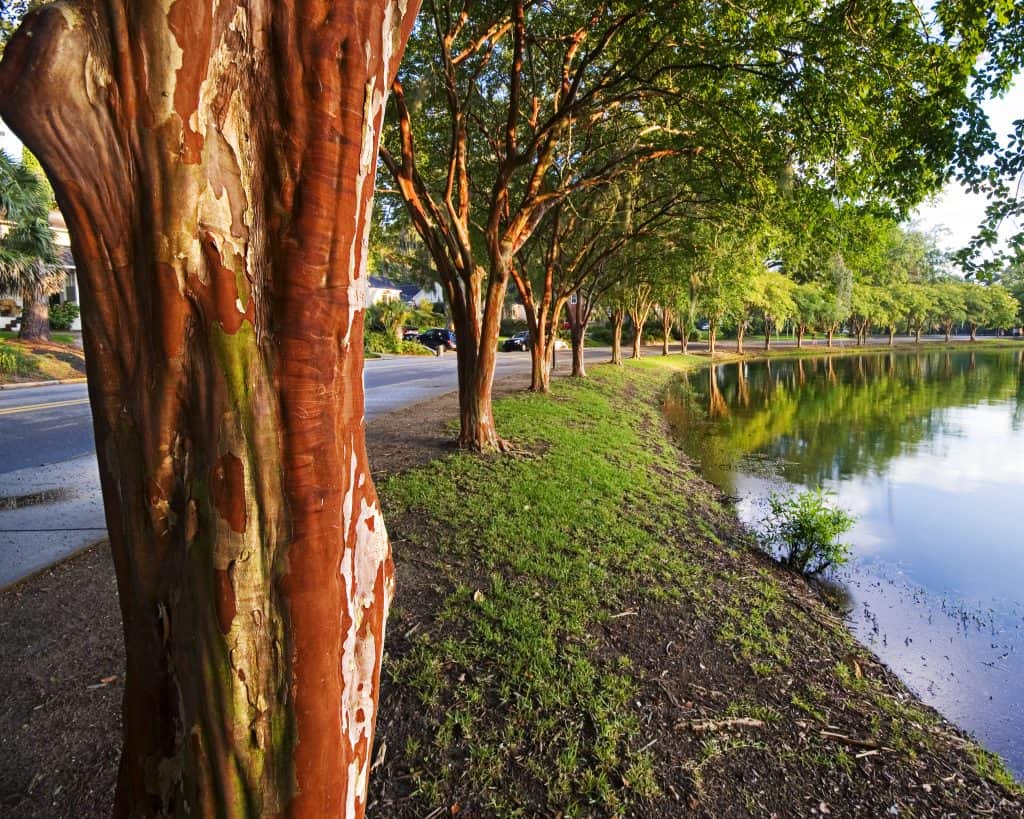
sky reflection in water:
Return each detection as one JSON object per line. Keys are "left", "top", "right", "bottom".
{"left": 666, "top": 349, "right": 1024, "bottom": 776}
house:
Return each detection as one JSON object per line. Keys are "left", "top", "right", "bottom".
{"left": 368, "top": 276, "right": 447, "bottom": 310}
{"left": 405, "top": 281, "right": 444, "bottom": 308}
{"left": 367, "top": 275, "right": 403, "bottom": 306}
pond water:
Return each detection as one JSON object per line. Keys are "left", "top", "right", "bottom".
{"left": 665, "top": 349, "right": 1024, "bottom": 777}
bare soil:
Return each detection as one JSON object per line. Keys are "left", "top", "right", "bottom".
{"left": 1, "top": 373, "right": 1021, "bottom": 817}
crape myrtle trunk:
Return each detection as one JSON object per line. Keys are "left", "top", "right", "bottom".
{"left": 0, "top": 1, "right": 417, "bottom": 816}
{"left": 610, "top": 308, "right": 625, "bottom": 366}
{"left": 447, "top": 268, "right": 508, "bottom": 450}
{"left": 570, "top": 321, "right": 587, "bottom": 377}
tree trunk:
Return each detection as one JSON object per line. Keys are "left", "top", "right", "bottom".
{"left": 796, "top": 326, "right": 804, "bottom": 348}
{"left": 0, "top": 3, "right": 417, "bottom": 817}
{"left": 889, "top": 327, "right": 896, "bottom": 346}
{"left": 18, "top": 290, "right": 50, "bottom": 341}
{"left": 764, "top": 325, "right": 771, "bottom": 350}
{"left": 945, "top": 325, "right": 952, "bottom": 342}
{"left": 570, "top": 321, "right": 587, "bottom": 377}
{"left": 736, "top": 322, "right": 745, "bottom": 354}
{"left": 661, "top": 309, "right": 672, "bottom": 356}
{"left": 610, "top": 309, "right": 625, "bottom": 366}
{"left": 970, "top": 325, "right": 978, "bottom": 342}
{"left": 450, "top": 291, "right": 506, "bottom": 450}
{"left": 708, "top": 321, "right": 717, "bottom": 354}
{"left": 629, "top": 311, "right": 643, "bottom": 359}
{"left": 522, "top": 293, "right": 549, "bottom": 393}
{"left": 827, "top": 327, "right": 834, "bottom": 348}
{"left": 530, "top": 336, "right": 551, "bottom": 391}
{"left": 915, "top": 327, "right": 922, "bottom": 343}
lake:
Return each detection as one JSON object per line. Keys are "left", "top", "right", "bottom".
{"left": 665, "top": 349, "right": 1024, "bottom": 778}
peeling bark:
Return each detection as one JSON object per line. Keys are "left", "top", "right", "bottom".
{"left": 0, "top": 1, "right": 418, "bottom": 816}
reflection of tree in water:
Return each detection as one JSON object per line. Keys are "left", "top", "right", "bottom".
{"left": 665, "top": 351, "right": 1023, "bottom": 489}
{"left": 1013, "top": 351, "right": 1024, "bottom": 432}
{"left": 707, "top": 365, "right": 730, "bottom": 418}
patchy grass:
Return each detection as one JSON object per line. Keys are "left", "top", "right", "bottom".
{"left": 370, "top": 356, "right": 1022, "bottom": 817}
{"left": 0, "top": 337, "right": 85, "bottom": 383}
{"left": 379, "top": 366, "right": 693, "bottom": 815}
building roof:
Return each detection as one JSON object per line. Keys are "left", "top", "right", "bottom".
{"left": 368, "top": 275, "right": 402, "bottom": 291}
{"left": 398, "top": 283, "right": 422, "bottom": 302}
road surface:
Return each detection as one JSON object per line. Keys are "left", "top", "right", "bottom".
{"left": 0, "top": 348, "right": 604, "bottom": 587}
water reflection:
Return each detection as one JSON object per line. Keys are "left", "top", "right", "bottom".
{"left": 666, "top": 350, "right": 1024, "bottom": 777}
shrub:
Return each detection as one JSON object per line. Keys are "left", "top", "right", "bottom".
{"left": 363, "top": 330, "right": 432, "bottom": 356}
{"left": 588, "top": 324, "right": 615, "bottom": 345}
{"left": 366, "top": 299, "right": 409, "bottom": 340}
{"left": 49, "top": 302, "right": 80, "bottom": 330}
{"left": 500, "top": 318, "right": 528, "bottom": 336}
{"left": 761, "top": 488, "right": 855, "bottom": 576}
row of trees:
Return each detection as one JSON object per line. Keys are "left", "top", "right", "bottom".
{"left": 2, "top": 0, "right": 1023, "bottom": 815}
{"left": 610, "top": 274, "right": 1019, "bottom": 357}
{"left": 377, "top": 0, "right": 993, "bottom": 450}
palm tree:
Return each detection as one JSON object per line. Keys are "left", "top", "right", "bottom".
{"left": 0, "top": 151, "right": 63, "bottom": 341}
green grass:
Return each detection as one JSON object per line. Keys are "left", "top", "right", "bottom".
{"left": 382, "top": 364, "right": 711, "bottom": 814}
{"left": 0, "top": 329, "right": 76, "bottom": 345}
{"left": 969, "top": 746, "right": 1024, "bottom": 796}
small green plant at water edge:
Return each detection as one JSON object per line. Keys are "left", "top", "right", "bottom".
{"left": 761, "top": 488, "right": 855, "bottom": 576}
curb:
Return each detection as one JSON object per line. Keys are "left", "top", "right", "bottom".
{"left": 0, "top": 535, "right": 108, "bottom": 595}
{"left": 0, "top": 377, "right": 88, "bottom": 391}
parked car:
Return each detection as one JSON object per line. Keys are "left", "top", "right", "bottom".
{"left": 502, "top": 331, "right": 531, "bottom": 351}
{"left": 501, "top": 332, "right": 570, "bottom": 352}
{"left": 418, "top": 328, "right": 456, "bottom": 351}
{"left": 402, "top": 327, "right": 421, "bottom": 342}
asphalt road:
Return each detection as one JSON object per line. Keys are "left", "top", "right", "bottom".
{"left": 0, "top": 348, "right": 604, "bottom": 587}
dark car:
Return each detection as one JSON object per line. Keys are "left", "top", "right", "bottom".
{"left": 502, "top": 331, "right": 530, "bottom": 352}
{"left": 418, "top": 328, "right": 456, "bottom": 351}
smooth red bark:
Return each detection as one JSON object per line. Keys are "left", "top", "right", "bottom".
{"left": 0, "top": 1, "right": 418, "bottom": 815}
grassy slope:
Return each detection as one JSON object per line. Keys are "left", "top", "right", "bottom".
{"left": 0, "top": 333, "right": 85, "bottom": 382}
{"left": 369, "top": 354, "right": 1022, "bottom": 818}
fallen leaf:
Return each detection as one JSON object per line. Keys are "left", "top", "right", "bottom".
{"left": 472, "top": 589, "right": 485, "bottom": 603}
